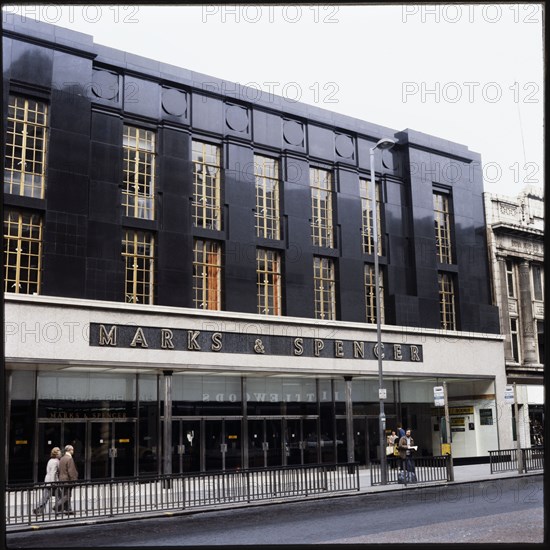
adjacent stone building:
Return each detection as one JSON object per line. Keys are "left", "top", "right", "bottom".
{"left": 484, "top": 185, "right": 544, "bottom": 448}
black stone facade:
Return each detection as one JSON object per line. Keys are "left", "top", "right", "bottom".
{"left": 2, "top": 15, "right": 500, "bottom": 334}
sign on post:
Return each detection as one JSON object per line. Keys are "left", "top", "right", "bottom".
{"left": 504, "top": 385, "right": 515, "bottom": 404}
{"left": 433, "top": 386, "right": 445, "bottom": 407}
{"left": 379, "top": 388, "right": 387, "bottom": 399}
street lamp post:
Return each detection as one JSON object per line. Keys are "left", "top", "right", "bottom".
{"left": 370, "top": 137, "right": 395, "bottom": 485}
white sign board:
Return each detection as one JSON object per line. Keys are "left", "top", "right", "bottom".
{"left": 504, "top": 385, "right": 515, "bottom": 404}
{"left": 379, "top": 388, "right": 387, "bottom": 400}
{"left": 433, "top": 386, "right": 445, "bottom": 407}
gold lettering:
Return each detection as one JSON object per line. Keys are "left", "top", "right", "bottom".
{"left": 314, "top": 339, "right": 324, "bottom": 357}
{"left": 211, "top": 332, "right": 223, "bottom": 352}
{"left": 187, "top": 330, "right": 201, "bottom": 351}
{"left": 410, "top": 345, "right": 420, "bottom": 361}
{"left": 99, "top": 325, "right": 117, "bottom": 346}
{"left": 130, "top": 327, "right": 149, "bottom": 348}
{"left": 353, "top": 341, "right": 364, "bottom": 358}
{"left": 294, "top": 337, "right": 304, "bottom": 356}
{"left": 161, "top": 328, "right": 174, "bottom": 349}
{"left": 393, "top": 344, "right": 402, "bottom": 361}
{"left": 334, "top": 340, "right": 344, "bottom": 358}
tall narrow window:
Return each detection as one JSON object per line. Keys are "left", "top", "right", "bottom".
{"left": 313, "top": 257, "right": 336, "bottom": 320}
{"left": 510, "top": 318, "right": 520, "bottom": 363}
{"left": 122, "top": 126, "right": 155, "bottom": 220}
{"left": 3, "top": 210, "right": 43, "bottom": 294}
{"left": 4, "top": 96, "right": 48, "bottom": 198}
{"left": 532, "top": 264, "right": 543, "bottom": 301}
{"left": 360, "top": 179, "right": 382, "bottom": 255}
{"left": 122, "top": 230, "right": 155, "bottom": 304}
{"left": 506, "top": 259, "right": 516, "bottom": 298}
{"left": 433, "top": 191, "right": 452, "bottom": 263}
{"left": 438, "top": 272, "right": 456, "bottom": 330}
{"left": 364, "top": 264, "right": 385, "bottom": 324}
{"left": 257, "top": 249, "right": 282, "bottom": 315}
{"left": 192, "top": 141, "right": 221, "bottom": 230}
{"left": 310, "top": 168, "right": 334, "bottom": 248}
{"left": 255, "top": 155, "right": 280, "bottom": 239}
{"left": 193, "top": 239, "right": 221, "bottom": 310}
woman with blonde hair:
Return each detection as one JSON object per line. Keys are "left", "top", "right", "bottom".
{"left": 33, "top": 447, "right": 61, "bottom": 515}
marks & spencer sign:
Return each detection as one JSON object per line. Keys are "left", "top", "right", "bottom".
{"left": 90, "top": 323, "right": 423, "bottom": 362}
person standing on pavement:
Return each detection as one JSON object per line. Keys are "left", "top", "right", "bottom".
{"left": 398, "top": 428, "right": 417, "bottom": 478}
{"left": 397, "top": 424, "right": 406, "bottom": 439}
{"left": 33, "top": 446, "right": 61, "bottom": 515}
{"left": 56, "top": 445, "right": 78, "bottom": 514}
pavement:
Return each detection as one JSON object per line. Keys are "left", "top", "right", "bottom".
{"left": 6, "top": 462, "right": 542, "bottom": 532}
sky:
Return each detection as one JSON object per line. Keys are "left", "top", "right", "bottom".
{"left": 3, "top": 3, "right": 544, "bottom": 198}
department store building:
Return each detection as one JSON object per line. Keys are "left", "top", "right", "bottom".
{"left": 3, "top": 15, "right": 511, "bottom": 483}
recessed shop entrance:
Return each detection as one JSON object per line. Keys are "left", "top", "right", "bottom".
{"left": 37, "top": 420, "right": 136, "bottom": 480}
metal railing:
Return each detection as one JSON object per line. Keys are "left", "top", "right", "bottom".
{"left": 370, "top": 455, "right": 452, "bottom": 485}
{"left": 6, "top": 463, "right": 360, "bottom": 526}
{"left": 489, "top": 447, "right": 544, "bottom": 474}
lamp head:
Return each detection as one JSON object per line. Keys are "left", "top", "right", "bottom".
{"left": 373, "top": 138, "right": 396, "bottom": 151}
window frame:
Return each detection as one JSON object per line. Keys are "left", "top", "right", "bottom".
{"left": 433, "top": 189, "right": 453, "bottom": 264}
{"left": 438, "top": 272, "right": 456, "bottom": 331}
{"left": 3, "top": 209, "right": 43, "bottom": 295}
{"left": 254, "top": 154, "right": 281, "bottom": 240}
{"left": 4, "top": 95, "right": 48, "bottom": 199}
{"left": 192, "top": 140, "right": 222, "bottom": 230}
{"left": 360, "top": 178, "right": 382, "bottom": 256}
{"left": 122, "top": 230, "right": 155, "bottom": 305}
{"left": 256, "top": 248, "right": 282, "bottom": 316}
{"left": 122, "top": 125, "right": 156, "bottom": 220}
{"left": 313, "top": 256, "right": 336, "bottom": 320}
{"left": 310, "top": 167, "right": 334, "bottom": 248}
{"left": 193, "top": 238, "right": 222, "bottom": 311}
{"left": 364, "top": 263, "right": 385, "bottom": 324}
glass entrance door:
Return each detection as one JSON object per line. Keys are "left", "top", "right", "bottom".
{"left": 172, "top": 420, "right": 201, "bottom": 473}
{"left": 285, "top": 418, "right": 304, "bottom": 466}
{"left": 90, "top": 422, "right": 111, "bottom": 479}
{"left": 62, "top": 422, "right": 86, "bottom": 478}
{"left": 37, "top": 423, "right": 62, "bottom": 482}
{"left": 353, "top": 417, "right": 367, "bottom": 465}
{"left": 38, "top": 420, "right": 135, "bottom": 481}
{"left": 204, "top": 419, "right": 242, "bottom": 471}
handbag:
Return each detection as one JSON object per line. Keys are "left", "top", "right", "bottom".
{"left": 386, "top": 445, "right": 394, "bottom": 456}
{"left": 393, "top": 445, "right": 399, "bottom": 456}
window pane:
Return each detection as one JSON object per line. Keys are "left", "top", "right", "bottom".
{"left": 433, "top": 191, "right": 452, "bottom": 264}
{"left": 122, "top": 230, "right": 155, "bottom": 304}
{"left": 122, "top": 126, "right": 155, "bottom": 220}
{"left": 4, "top": 96, "right": 48, "bottom": 198}
{"left": 192, "top": 141, "right": 222, "bottom": 230}
{"left": 257, "top": 248, "right": 282, "bottom": 315}
{"left": 360, "top": 179, "right": 382, "bottom": 255}
{"left": 310, "top": 168, "right": 334, "bottom": 248}
{"left": 3, "top": 209, "right": 43, "bottom": 294}
{"left": 255, "top": 155, "right": 280, "bottom": 239}
{"left": 193, "top": 239, "right": 221, "bottom": 310}
{"left": 313, "top": 257, "right": 336, "bottom": 320}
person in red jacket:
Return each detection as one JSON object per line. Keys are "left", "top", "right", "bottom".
{"left": 55, "top": 445, "right": 79, "bottom": 514}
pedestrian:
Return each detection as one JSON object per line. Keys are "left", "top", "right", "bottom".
{"left": 398, "top": 428, "right": 418, "bottom": 482}
{"left": 55, "top": 445, "right": 78, "bottom": 514}
{"left": 33, "top": 447, "right": 61, "bottom": 515}
{"left": 386, "top": 430, "right": 398, "bottom": 469}
{"left": 397, "top": 424, "right": 406, "bottom": 439}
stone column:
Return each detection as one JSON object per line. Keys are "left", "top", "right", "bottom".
{"left": 163, "top": 370, "right": 173, "bottom": 476}
{"left": 518, "top": 261, "right": 538, "bottom": 364}
{"left": 497, "top": 256, "right": 514, "bottom": 362}
{"left": 344, "top": 376, "right": 355, "bottom": 464}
